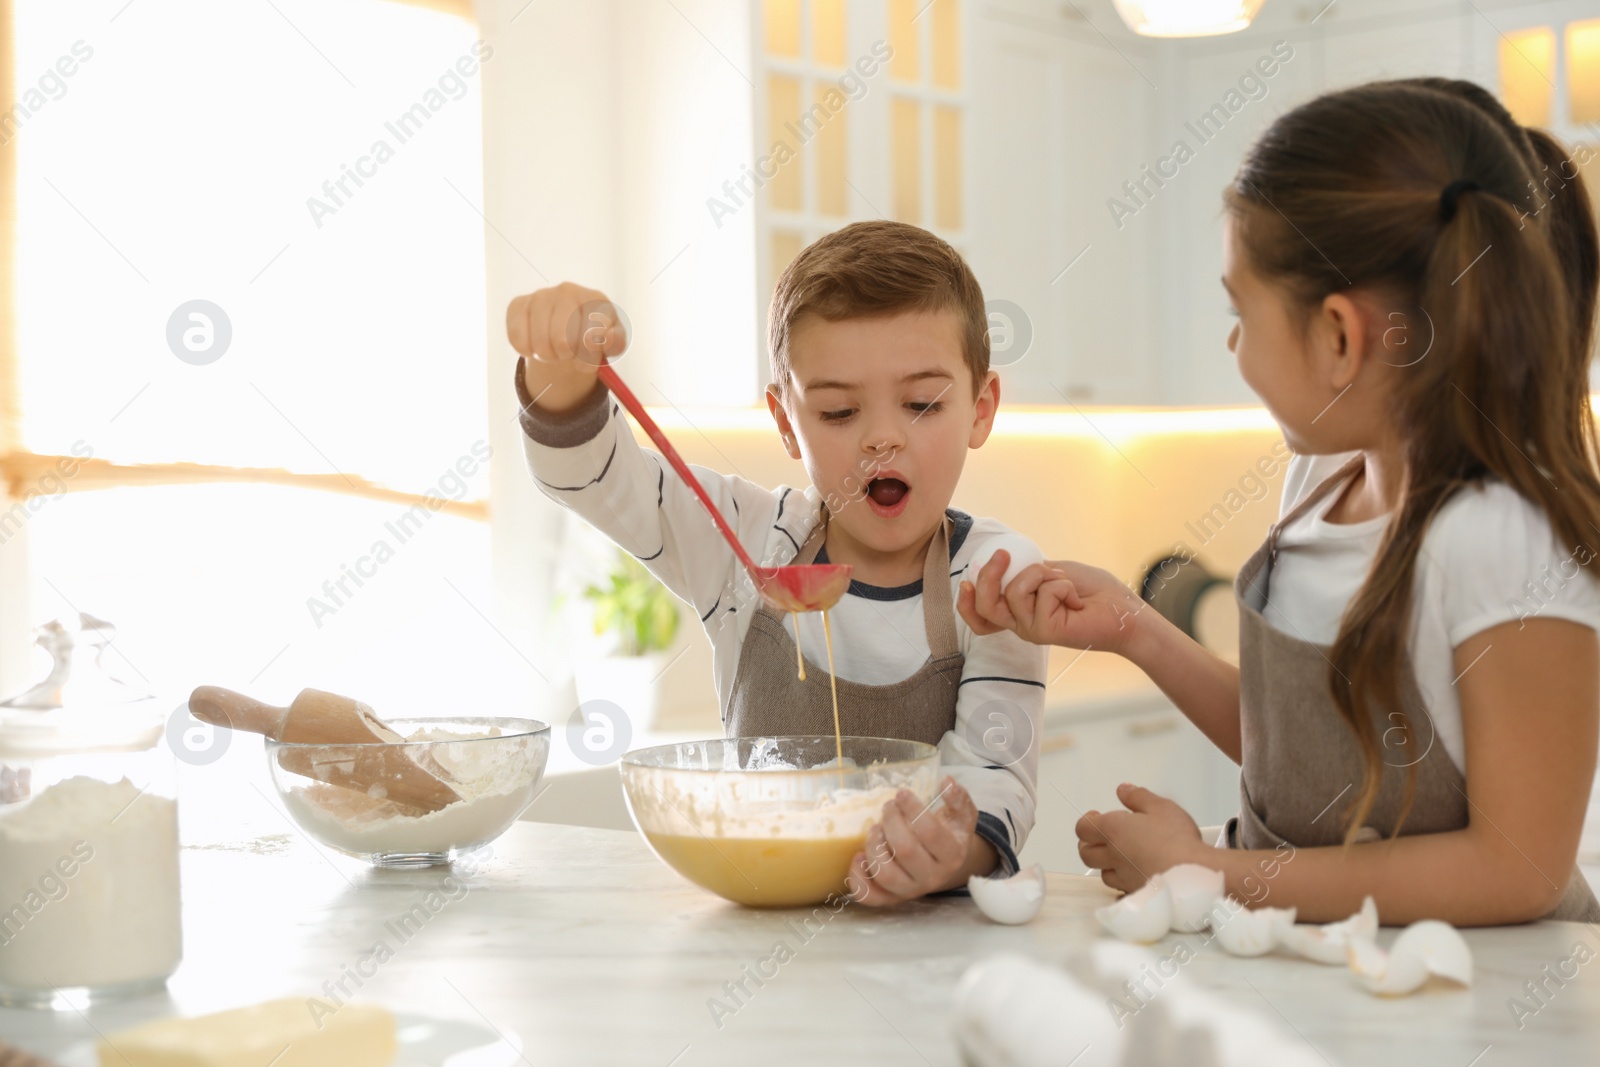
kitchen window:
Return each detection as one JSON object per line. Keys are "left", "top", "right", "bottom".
{"left": 1, "top": 0, "right": 497, "bottom": 716}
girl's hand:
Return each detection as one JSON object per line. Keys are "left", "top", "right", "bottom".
{"left": 845, "top": 777, "right": 980, "bottom": 906}
{"left": 959, "top": 551, "right": 1150, "bottom": 656}
{"left": 1075, "top": 783, "right": 1206, "bottom": 894}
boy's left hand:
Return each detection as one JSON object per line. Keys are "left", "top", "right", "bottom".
{"left": 846, "top": 777, "right": 986, "bottom": 906}
{"left": 1076, "top": 783, "right": 1206, "bottom": 893}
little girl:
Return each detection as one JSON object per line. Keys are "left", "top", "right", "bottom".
{"left": 961, "top": 78, "right": 1600, "bottom": 925}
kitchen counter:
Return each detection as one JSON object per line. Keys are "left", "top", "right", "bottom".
{"left": 3, "top": 821, "right": 1599, "bottom": 1066}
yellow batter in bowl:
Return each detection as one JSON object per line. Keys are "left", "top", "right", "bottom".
{"left": 620, "top": 737, "right": 940, "bottom": 908}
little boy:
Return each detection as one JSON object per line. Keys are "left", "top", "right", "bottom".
{"left": 508, "top": 221, "right": 1047, "bottom": 904}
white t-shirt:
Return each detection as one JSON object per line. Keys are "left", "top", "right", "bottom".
{"left": 1264, "top": 451, "right": 1600, "bottom": 773}
{"left": 792, "top": 527, "right": 1042, "bottom": 683}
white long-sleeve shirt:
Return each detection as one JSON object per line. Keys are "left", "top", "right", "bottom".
{"left": 516, "top": 372, "right": 1048, "bottom": 872}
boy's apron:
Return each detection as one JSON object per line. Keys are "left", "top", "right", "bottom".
{"left": 1228, "top": 456, "right": 1600, "bottom": 922}
{"left": 724, "top": 512, "right": 963, "bottom": 747}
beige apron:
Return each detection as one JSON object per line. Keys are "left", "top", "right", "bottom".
{"left": 1228, "top": 456, "right": 1600, "bottom": 922}
{"left": 724, "top": 512, "right": 964, "bottom": 747}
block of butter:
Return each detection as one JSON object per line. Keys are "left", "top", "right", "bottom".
{"left": 97, "top": 999, "right": 396, "bottom": 1067}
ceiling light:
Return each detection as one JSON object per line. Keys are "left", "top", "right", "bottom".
{"left": 1112, "top": 0, "right": 1267, "bottom": 38}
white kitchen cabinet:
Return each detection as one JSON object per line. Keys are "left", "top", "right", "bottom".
{"left": 1159, "top": 34, "right": 1317, "bottom": 406}
{"left": 1315, "top": 9, "right": 1472, "bottom": 91}
{"left": 1018, "top": 698, "right": 1240, "bottom": 873}
{"left": 1474, "top": 0, "right": 1600, "bottom": 91}
{"left": 961, "top": 0, "right": 1600, "bottom": 406}
{"left": 968, "top": 3, "right": 1160, "bottom": 404}
{"left": 674, "top": 0, "right": 1600, "bottom": 406}
{"left": 1481, "top": 0, "right": 1600, "bottom": 169}
{"left": 688, "top": 0, "right": 1600, "bottom": 405}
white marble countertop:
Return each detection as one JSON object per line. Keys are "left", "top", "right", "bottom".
{"left": 3, "top": 820, "right": 1599, "bottom": 1066}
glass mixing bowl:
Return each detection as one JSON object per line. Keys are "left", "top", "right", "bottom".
{"left": 266, "top": 716, "right": 549, "bottom": 867}
{"left": 620, "top": 736, "right": 940, "bottom": 907}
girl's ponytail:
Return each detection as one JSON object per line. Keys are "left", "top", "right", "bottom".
{"left": 1524, "top": 128, "right": 1600, "bottom": 474}
{"left": 1524, "top": 128, "right": 1599, "bottom": 359}
{"left": 1395, "top": 79, "right": 1600, "bottom": 475}
{"left": 1390, "top": 79, "right": 1597, "bottom": 364}
{"left": 1330, "top": 177, "right": 1574, "bottom": 837}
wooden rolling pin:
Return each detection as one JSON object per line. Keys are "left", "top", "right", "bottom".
{"left": 188, "top": 686, "right": 461, "bottom": 813}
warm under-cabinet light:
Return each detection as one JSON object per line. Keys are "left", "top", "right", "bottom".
{"left": 1112, "top": 0, "right": 1265, "bottom": 38}
{"left": 1569, "top": 19, "right": 1600, "bottom": 125}
{"left": 1499, "top": 25, "right": 1557, "bottom": 127}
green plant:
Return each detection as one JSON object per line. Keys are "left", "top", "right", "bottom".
{"left": 581, "top": 551, "right": 680, "bottom": 656}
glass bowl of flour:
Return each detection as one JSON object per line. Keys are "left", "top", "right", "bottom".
{"left": 267, "top": 716, "right": 549, "bottom": 867}
{"left": 620, "top": 736, "right": 940, "bottom": 907}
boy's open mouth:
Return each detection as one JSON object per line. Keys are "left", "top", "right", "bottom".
{"left": 866, "top": 477, "right": 909, "bottom": 508}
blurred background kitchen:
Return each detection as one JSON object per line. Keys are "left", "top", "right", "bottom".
{"left": 2, "top": 0, "right": 1598, "bottom": 872}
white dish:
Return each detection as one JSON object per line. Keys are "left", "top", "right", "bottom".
{"left": 57, "top": 1011, "right": 522, "bottom": 1067}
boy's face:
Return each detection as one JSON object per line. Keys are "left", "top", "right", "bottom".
{"left": 766, "top": 308, "right": 999, "bottom": 561}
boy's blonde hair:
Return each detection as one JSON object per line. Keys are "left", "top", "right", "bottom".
{"left": 768, "top": 221, "right": 989, "bottom": 395}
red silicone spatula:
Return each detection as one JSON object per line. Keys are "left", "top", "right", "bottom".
{"left": 595, "top": 363, "right": 851, "bottom": 613}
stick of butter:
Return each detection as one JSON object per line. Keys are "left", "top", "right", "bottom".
{"left": 96, "top": 999, "right": 395, "bottom": 1067}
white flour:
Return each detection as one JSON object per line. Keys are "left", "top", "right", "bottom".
{"left": 282, "top": 728, "right": 544, "bottom": 856}
{"left": 0, "top": 776, "right": 181, "bottom": 992}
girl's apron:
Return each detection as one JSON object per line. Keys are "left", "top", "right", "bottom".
{"left": 724, "top": 511, "right": 964, "bottom": 747}
{"left": 1229, "top": 456, "right": 1600, "bottom": 922}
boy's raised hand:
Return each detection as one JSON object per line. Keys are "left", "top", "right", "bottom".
{"left": 844, "top": 777, "right": 986, "bottom": 906}
{"left": 958, "top": 550, "right": 1151, "bottom": 656}
{"left": 506, "top": 282, "right": 628, "bottom": 414}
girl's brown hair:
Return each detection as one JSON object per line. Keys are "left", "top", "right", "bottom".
{"left": 1227, "top": 82, "right": 1600, "bottom": 841}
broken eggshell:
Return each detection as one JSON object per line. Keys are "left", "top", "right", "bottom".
{"left": 969, "top": 864, "right": 1047, "bottom": 926}
{"left": 1157, "top": 863, "right": 1225, "bottom": 933}
{"left": 1280, "top": 895, "right": 1379, "bottom": 966}
{"left": 1212, "top": 902, "right": 1297, "bottom": 957}
{"left": 1094, "top": 879, "right": 1173, "bottom": 944}
{"left": 1348, "top": 919, "right": 1473, "bottom": 995}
